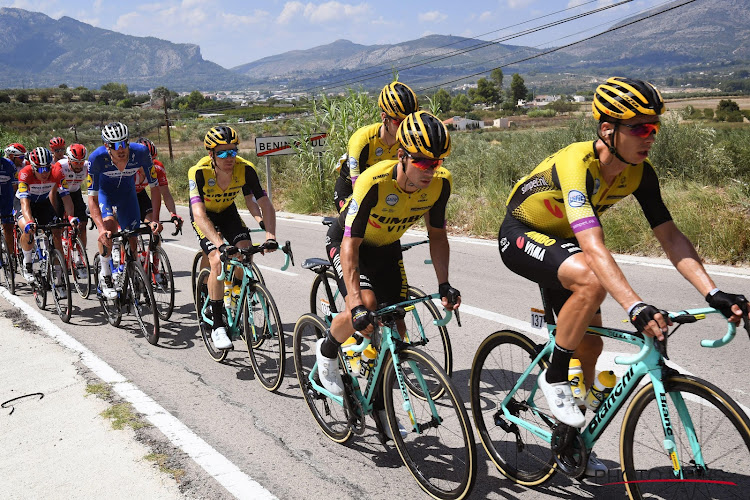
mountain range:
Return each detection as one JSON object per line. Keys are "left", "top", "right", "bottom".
{"left": 0, "top": 0, "right": 748, "bottom": 92}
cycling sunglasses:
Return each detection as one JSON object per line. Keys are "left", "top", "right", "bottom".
{"left": 620, "top": 122, "right": 660, "bottom": 138}
{"left": 107, "top": 140, "right": 129, "bottom": 150}
{"left": 407, "top": 152, "right": 442, "bottom": 171}
{"left": 34, "top": 165, "right": 51, "bottom": 174}
{"left": 215, "top": 148, "right": 238, "bottom": 159}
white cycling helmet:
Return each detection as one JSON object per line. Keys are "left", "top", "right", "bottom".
{"left": 101, "top": 122, "right": 129, "bottom": 143}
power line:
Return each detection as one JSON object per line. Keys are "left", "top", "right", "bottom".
{"left": 304, "top": 0, "right": 633, "bottom": 94}
{"left": 418, "top": 0, "right": 696, "bottom": 93}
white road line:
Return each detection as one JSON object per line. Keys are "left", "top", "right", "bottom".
{"left": 162, "top": 242, "right": 297, "bottom": 276}
{"left": 0, "top": 288, "right": 276, "bottom": 500}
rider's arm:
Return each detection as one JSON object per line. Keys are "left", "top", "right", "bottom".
{"left": 653, "top": 221, "right": 716, "bottom": 295}
{"left": 241, "top": 160, "right": 275, "bottom": 240}
{"left": 247, "top": 196, "right": 262, "bottom": 220}
{"left": 20, "top": 197, "right": 32, "bottom": 225}
{"left": 340, "top": 235, "right": 364, "bottom": 307}
{"left": 149, "top": 184, "right": 162, "bottom": 223}
{"left": 160, "top": 184, "right": 179, "bottom": 215}
{"left": 191, "top": 200, "right": 224, "bottom": 250}
{"left": 250, "top": 194, "right": 276, "bottom": 241}
{"left": 61, "top": 193, "right": 75, "bottom": 220}
{"left": 87, "top": 193, "right": 106, "bottom": 232}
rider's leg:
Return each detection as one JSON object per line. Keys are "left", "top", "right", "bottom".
{"left": 574, "top": 315, "right": 604, "bottom": 391}
{"left": 98, "top": 217, "right": 119, "bottom": 275}
{"left": 207, "top": 247, "right": 225, "bottom": 327}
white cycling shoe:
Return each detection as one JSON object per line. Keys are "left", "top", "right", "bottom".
{"left": 99, "top": 274, "right": 118, "bottom": 300}
{"left": 23, "top": 263, "right": 35, "bottom": 283}
{"left": 585, "top": 452, "right": 608, "bottom": 477}
{"left": 538, "top": 369, "right": 586, "bottom": 428}
{"left": 377, "top": 409, "right": 408, "bottom": 440}
{"left": 211, "top": 327, "right": 233, "bottom": 350}
{"left": 316, "top": 338, "right": 344, "bottom": 397}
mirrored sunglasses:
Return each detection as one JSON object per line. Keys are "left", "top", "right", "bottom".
{"left": 216, "top": 148, "right": 238, "bottom": 159}
{"left": 620, "top": 122, "right": 660, "bottom": 138}
{"left": 35, "top": 166, "right": 51, "bottom": 174}
{"left": 407, "top": 152, "right": 442, "bottom": 170}
{"left": 107, "top": 140, "right": 129, "bottom": 150}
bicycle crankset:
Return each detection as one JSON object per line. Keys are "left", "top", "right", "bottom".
{"left": 551, "top": 424, "right": 588, "bottom": 478}
{"left": 342, "top": 374, "right": 366, "bottom": 436}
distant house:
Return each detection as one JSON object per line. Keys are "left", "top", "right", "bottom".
{"left": 443, "top": 116, "right": 484, "bottom": 131}
{"left": 572, "top": 95, "right": 586, "bottom": 103}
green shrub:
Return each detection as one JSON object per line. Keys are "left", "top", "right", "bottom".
{"left": 526, "top": 109, "right": 556, "bottom": 118}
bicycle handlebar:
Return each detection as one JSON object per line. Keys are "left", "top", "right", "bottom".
{"left": 158, "top": 219, "right": 183, "bottom": 236}
{"left": 614, "top": 307, "right": 744, "bottom": 365}
{"left": 216, "top": 240, "right": 294, "bottom": 281}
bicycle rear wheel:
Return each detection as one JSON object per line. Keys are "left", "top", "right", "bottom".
{"left": 195, "top": 268, "right": 228, "bottom": 362}
{"left": 50, "top": 249, "right": 72, "bottom": 323}
{"left": 383, "top": 347, "right": 477, "bottom": 499}
{"left": 70, "top": 237, "right": 91, "bottom": 299}
{"left": 128, "top": 261, "right": 159, "bottom": 345}
{"left": 94, "top": 253, "right": 122, "bottom": 327}
{"left": 469, "top": 330, "right": 556, "bottom": 486}
{"left": 191, "top": 250, "right": 206, "bottom": 301}
{"left": 293, "top": 313, "right": 352, "bottom": 443}
{"left": 244, "top": 282, "right": 285, "bottom": 392}
{"left": 1, "top": 238, "right": 15, "bottom": 295}
{"left": 150, "top": 246, "right": 174, "bottom": 321}
{"left": 621, "top": 375, "right": 750, "bottom": 500}
{"left": 309, "top": 268, "right": 342, "bottom": 324}
{"left": 32, "top": 261, "right": 47, "bottom": 310}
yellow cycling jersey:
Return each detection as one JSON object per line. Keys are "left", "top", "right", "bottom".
{"left": 505, "top": 141, "right": 672, "bottom": 238}
{"left": 339, "top": 160, "right": 452, "bottom": 247}
{"left": 339, "top": 122, "right": 400, "bottom": 183}
{"left": 188, "top": 155, "right": 265, "bottom": 213}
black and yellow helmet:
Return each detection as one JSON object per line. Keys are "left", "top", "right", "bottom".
{"left": 379, "top": 82, "right": 419, "bottom": 119}
{"left": 204, "top": 126, "right": 239, "bottom": 150}
{"left": 396, "top": 111, "right": 451, "bottom": 160}
{"left": 592, "top": 77, "right": 665, "bottom": 121}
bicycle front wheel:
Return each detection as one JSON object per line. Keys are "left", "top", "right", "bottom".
{"left": 50, "top": 249, "right": 72, "bottom": 323}
{"left": 244, "top": 282, "right": 285, "bottom": 392}
{"left": 1, "top": 238, "right": 15, "bottom": 295}
{"left": 621, "top": 374, "right": 750, "bottom": 500}
{"left": 195, "top": 268, "right": 228, "bottom": 362}
{"left": 293, "top": 313, "right": 352, "bottom": 443}
{"left": 94, "top": 253, "right": 121, "bottom": 327}
{"left": 250, "top": 260, "right": 265, "bottom": 287}
{"left": 150, "top": 246, "right": 174, "bottom": 321}
{"left": 128, "top": 261, "right": 160, "bottom": 345}
{"left": 70, "top": 237, "right": 91, "bottom": 299}
{"left": 33, "top": 262, "right": 47, "bottom": 310}
{"left": 309, "top": 268, "right": 342, "bottom": 324}
{"left": 469, "top": 330, "right": 555, "bottom": 486}
{"left": 383, "top": 348, "right": 477, "bottom": 499}
{"left": 191, "top": 250, "right": 206, "bottom": 301}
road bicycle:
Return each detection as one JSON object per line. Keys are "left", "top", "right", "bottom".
{"left": 0, "top": 225, "right": 15, "bottom": 294}
{"left": 30, "top": 222, "right": 73, "bottom": 323}
{"left": 190, "top": 227, "right": 266, "bottom": 301}
{"left": 304, "top": 219, "right": 453, "bottom": 385}
{"left": 293, "top": 296, "right": 477, "bottom": 500}
{"left": 194, "top": 241, "right": 294, "bottom": 391}
{"left": 136, "top": 219, "right": 180, "bottom": 320}
{"left": 60, "top": 222, "right": 91, "bottom": 299}
{"left": 93, "top": 224, "right": 160, "bottom": 345}
{"left": 469, "top": 286, "right": 750, "bottom": 499}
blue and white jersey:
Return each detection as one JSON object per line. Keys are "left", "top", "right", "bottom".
{"left": 87, "top": 142, "right": 156, "bottom": 195}
{"left": 0, "top": 158, "right": 15, "bottom": 198}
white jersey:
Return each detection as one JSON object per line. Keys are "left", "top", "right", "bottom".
{"left": 55, "top": 157, "right": 90, "bottom": 193}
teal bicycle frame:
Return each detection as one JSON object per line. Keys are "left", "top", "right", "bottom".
{"left": 502, "top": 307, "right": 738, "bottom": 478}
{"left": 307, "top": 293, "right": 451, "bottom": 429}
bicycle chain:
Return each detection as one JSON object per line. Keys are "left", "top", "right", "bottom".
{"left": 341, "top": 371, "right": 366, "bottom": 435}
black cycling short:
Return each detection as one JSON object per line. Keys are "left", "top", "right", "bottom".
{"left": 17, "top": 198, "right": 58, "bottom": 226}
{"left": 190, "top": 203, "right": 251, "bottom": 255}
{"left": 325, "top": 221, "right": 407, "bottom": 307}
{"left": 54, "top": 190, "right": 88, "bottom": 223}
{"left": 137, "top": 190, "right": 153, "bottom": 221}
{"left": 499, "top": 213, "right": 586, "bottom": 316}
{"left": 333, "top": 175, "right": 352, "bottom": 212}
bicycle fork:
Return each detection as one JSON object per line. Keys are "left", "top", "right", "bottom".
{"left": 390, "top": 347, "right": 442, "bottom": 434}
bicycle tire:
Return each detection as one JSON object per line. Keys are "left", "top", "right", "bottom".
{"left": 195, "top": 268, "right": 228, "bottom": 362}
{"left": 403, "top": 286, "right": 452, "bottom": 401}
{"left": 250, "top": 260, "right": 265, "bottom": 287}
{"left": 33, "top": 258, "right": 47, "bottom": 310}
{"left": 469, "top": 330, "right": 556, "bottom": 486}
{"left": 309, "top": 268, "right": 343, "bottom": 324}
{"left": 293, "top": 313, "right": 352, "bottom": 443}
{"left": 1, "top": 238, "right": 15, "bottom": 295}
{"left": 383, "top": 347, "right": 477, "bottom": 499}
{"left": 127, "top": 261, "right": 159, "bottom": 345}
{"left": 94, "top": 253, "right": 122, "bottom": 327}
{"left": 150, "top": 245, "right": 175, "bottom": 321}
{"left": 620, "top": 374, "right": 750, "bottom": 500}
{"left": 70, "top": 237, "right": 91, "bottom": 299}
{"left": 191, "top": 250, "right": 205, "bottom": 301}
{"left": 244, "top": 282, "right": 285, "bottom": 392}
{"left": 50, "top": 249, "right": 72, "bottom": 323}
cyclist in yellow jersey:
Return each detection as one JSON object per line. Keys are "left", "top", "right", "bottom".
{"left": 189, "top": 126, "right": 277, "bottom": 350}
{"left": 333, "top": 82, "right": 419, "bottom": 210}
{"left": 318, "top": 111, "right": 461, "bottom": 436}
{"left": 499, "top": 78, "right": 749, "bottom": 452}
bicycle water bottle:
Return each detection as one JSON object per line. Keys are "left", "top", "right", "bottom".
{"left": 230, "top": 285, "right": 241, "bottom": 312}
{"left": 342, "top": 335, "right": 363, "bottom": 375}
{"left": 359, "top": 345, "right": 377, "bottom": 379}
{"left": 585, "top": 370, "right": 617, "bottom": 411}
{"left": 111, "top": 244, "right": 121, "bottom": 267}
{"left": 568, "top": 359, "right": 586, "bottom": 404}
{"left": 223, "top": 280, "right": 232, "bottom": 309}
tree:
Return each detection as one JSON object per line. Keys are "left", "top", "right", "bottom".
{"left": 509, "top": 73, "right": 528, "bottom": 107}
{"left": 432, "top": 88, "right": 451, "bottom": 115}
{"left": 187, "top": 90, "right": 206, "bottom": 110}
{"left": 100, "top": 82, "right": 128, "bottom": 101}
{"left": 715, "top": 99, "right": 742, "bottom": 122}
{"left": 490, "top": 68, "right": 504, "bottom": 90}
{"left": 15, "top": 90, "right": 29, "bottom": 103}
{"left": 451, "top": 94, "right": 472, "bottom": 113}
{"left": 470, "top": 77, "right": 500, "bottom": 105}
{"left": 79, "top": 90, "right": 95, "bottom": 102}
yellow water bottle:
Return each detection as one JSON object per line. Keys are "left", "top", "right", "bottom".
{"left": 230, "top": 285, "right": 241, "bottom": 312}
{"left": 568, "top": 358, "right": 585, "bottom": 403}
{"left": 585, "top": 370, "right": 617, "bottom": 411}
{"left": 341, "top": 336, "right": 361, "bottom": 375}
{"left": 223, "top": 280, "right": 232, "bottom": 309}
{"left": 359, "top": 345, "right": 377, "bottom": 379}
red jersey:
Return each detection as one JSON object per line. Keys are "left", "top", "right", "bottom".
{"left": 135, "top": 159, "right": 168, "bottom": 193}
{"left": 16, "top": 164, "right": 69, "bottom": 203}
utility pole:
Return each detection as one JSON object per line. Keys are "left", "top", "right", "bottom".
{"left": 163, "top": 97, "right": 174, "bottom": 161}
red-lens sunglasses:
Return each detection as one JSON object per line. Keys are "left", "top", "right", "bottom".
{"left": 620, "top": 122, "right": 660, "bottom": 138}
{"left": 407, "top": 152, "right": 442, "bottom": 170}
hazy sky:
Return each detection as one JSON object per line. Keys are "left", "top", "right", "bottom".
{"left": 2, "top": 0, "right": 668, "bottom": 68}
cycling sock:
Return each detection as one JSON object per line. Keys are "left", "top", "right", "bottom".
{"left": 100, "top": 256, "right": 112, "bottom": 276}
{"left": 211, "top": 300, "right": 225, "bottom": 329}
{"left": 546, "top": 343, "right": 575, "bottom": 384}
{"left": 320, "top": 329, "right": 341, "bottom": 359}
{"left": 23, "top": 249, "right": 32, "bottom": 265}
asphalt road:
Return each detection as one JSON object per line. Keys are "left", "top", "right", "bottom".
{"left": 7, "top": 206, "right": 750, "bottom": 500}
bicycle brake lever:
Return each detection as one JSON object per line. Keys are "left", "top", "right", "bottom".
{"left": 654, "top": 336, "right": 669, "bottom": 360}
{"left": 454, "top": 308, "right": 462, "bottom": 327}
